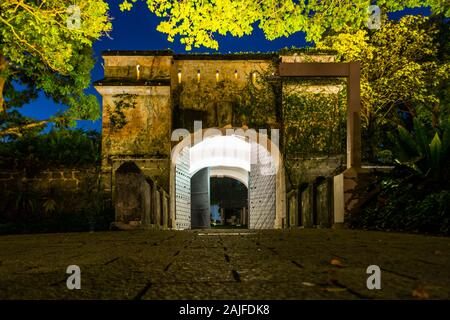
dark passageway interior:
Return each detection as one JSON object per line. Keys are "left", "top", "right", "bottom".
{"left": 210, "top": 176, "right": 248, "bottom": 228}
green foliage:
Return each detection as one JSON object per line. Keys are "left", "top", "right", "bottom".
{"left": 0, "top": 0, "right": 111, "bottom": 74}
{"left": 120, "top": 0, "right": 449, "bottom": 50}
{"left": 0, "top": 0, "right": 111, "bottom": 136}
{"left": 42, "top": 197, "right": 58, "bottom": 216}
{"left": 317, "top": 15, "right": 449, "bottom": 161}
{"left": 388, "top": 117, "right": 450, "bottom": 180}
{"left": 0, "top": 128, "right": 101, "bottom": 171}
{"left": 0, "top": 177, "right": 114, "bottom": 235}
{"left": 283, "top": 81, "right": 347, "bottom": 157}
{"left": 172, "top": 69, "right": 277, "bottom": 129}
{"left": 350, "top": 170, "right": 450, "bottom": 235}
{"left": 233, "top": 72, "right": 277, "bottom": 128}
{"left": 106, "top": 94, "right": 138, "bottom": 130}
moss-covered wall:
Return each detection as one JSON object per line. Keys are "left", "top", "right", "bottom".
{"left": 95, "top": 51, "right": 347, "bottom": 194}
{"left": 100, "top": 87, "right": 172, "bottom": 160}
{"left": 171, "top": 59, "right": 275, "bottom": 129}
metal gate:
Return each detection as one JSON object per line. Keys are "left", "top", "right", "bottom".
{"left": 249, "top": 141, "right": 276, "bottom": 229}
{"left": 175, "top": 145, "right": 191, "bottom": 230}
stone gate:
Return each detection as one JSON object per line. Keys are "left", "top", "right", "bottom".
{"left": 94, "top": 50, "right": 362, "bottom": 230}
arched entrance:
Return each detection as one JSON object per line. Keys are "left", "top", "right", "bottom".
{"left": 169, "top": 128, "right": 286, "bottom": 230}
{"left": 210, "top": 176, "right": 248, "bottom": 228}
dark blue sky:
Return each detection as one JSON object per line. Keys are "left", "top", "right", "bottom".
{"left": 17, "top": 1, "right": 430, "bottom": 132}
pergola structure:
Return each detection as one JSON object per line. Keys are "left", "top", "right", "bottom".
{"left": 278, "top": 62, "right": 361, "bottom": 169}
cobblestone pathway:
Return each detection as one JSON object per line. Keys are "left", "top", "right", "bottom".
{"left": 0, "top": 229, "right": 449, "bottom": 299}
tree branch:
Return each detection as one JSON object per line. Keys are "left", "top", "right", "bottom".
{"left": 0, "top": 119, "right": 54, "bottom": 137}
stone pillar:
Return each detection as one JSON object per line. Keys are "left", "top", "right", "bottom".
{"left": 333, "top": 173, "right": 345, "bottom": 226}
{"left": 114, "top": 162, "right": 151, "bottom": 228}
{"left": 333, "top": 167, "right": 362, "bottom": 228}
{"left": 288, "top": 190, "right": 299, "bottom": 227}
{"left": 191, "top": 168, "right": 211, "bottom": 229}
{"left": 301, "top": 185, "right": 314, "bottom": 228}
{"left": 316, "top": 178, "right": 333, "bottom": 228}
{"left": 155, "top": 188, "right": 161, "bottom": 227}
{"left": 162, "top": 193, "right": 169, "bottom": 229}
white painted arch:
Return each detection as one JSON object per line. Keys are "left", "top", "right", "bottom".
{"left": 169, "top": 128, "right": 286, "bottom": 230}
{"left": 210, "top": 166, "right": 249, "bottom": 188}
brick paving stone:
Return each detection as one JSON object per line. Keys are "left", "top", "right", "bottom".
{"left": 0, "top": 229, "right": 448, "bottom": 299}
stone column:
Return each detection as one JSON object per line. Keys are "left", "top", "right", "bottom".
{"left": 301, "top": 185, "right": 314, "bottom": 228}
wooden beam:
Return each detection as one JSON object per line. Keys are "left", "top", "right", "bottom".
{"left": 279, "top": 62, "right": 350, "bottom": 77}
{"left": 346, "top": 62, "right": 362, "bottom": 168}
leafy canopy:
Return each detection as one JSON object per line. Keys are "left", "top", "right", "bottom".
{"left": 1, "top": 0, "right": 110, "bottom": 74}
{"left": 120, "top": 0, "right": 449, "bottom": 50}
{"left": 317, "top": 15, "right": 449, "bottom": 125}
{"left": 0, "top": 0, "right": 111, "bottom": 136}
{"left": 316, "top": 15, "right": 449, "bottom": 160}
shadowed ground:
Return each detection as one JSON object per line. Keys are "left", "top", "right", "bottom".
{"left": 0, "top": 229, "right": 449, "bottom": 299}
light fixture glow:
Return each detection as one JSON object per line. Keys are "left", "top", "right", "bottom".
{"left": 252, "top": 72, "right": 257, "bottom": 84}
{"left": 216, "top": 69, "right": 220, "bottom": 82}
{"left": 177, "top": 69, "right": 182, "bottom": 84}
{"left": 136, "top": 64, "right": 140, "bottom": 80}
{"left": 197, "top": 69, "right": 201, "bottom": 83}
{"left": 234, "top": 69, "right": 238, "bottom": 80}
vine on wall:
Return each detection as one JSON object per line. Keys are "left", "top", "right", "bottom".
{"left": 106, "top": 93, "right": 138, "bottom": 130}
{"left": 172, "top": 67, "right": 347, "bottom": 159}
{"left": 283, "top": 79, "right": 347, "bottom": 157}
{"left": 172, "top": 70, "right": 278, "bottom": 130}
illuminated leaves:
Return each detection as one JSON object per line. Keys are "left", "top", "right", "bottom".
{"left": 120, "top": 0, "right": 449, "bottom": 51}
{"left": 119, "top": 0, "right": 134, "bottom": 12}
{"left": 283, "top": 84, "right": 347, "bottom": 157}
{"left": 317, "top": 15, "right": 448, "bottom": 130}
{"left": 0, "top": 0, "right": 111, "bottom": 74}
{"left": 0, "top": 1, "right": 111, "bottom": 135}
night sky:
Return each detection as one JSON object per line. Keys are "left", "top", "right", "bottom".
{"left": 16, "top": 1, "right": 430, "bottom": 132}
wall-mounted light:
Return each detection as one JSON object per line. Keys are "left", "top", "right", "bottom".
{"left": 234, "top": 69, "right": 238, "bottom": 80}
{"left": 136, "top": 64, "right": 140, "bottom": 80}
{"left": 252, "top": 72, "right": 257, "bottom": 84}
{"left": 177, "top": 69, "right": 182, "bottom": 84}
{"left": 216, "top": 69, "right": 220, "bottom": 82}
{"left": 197, "top": 69, "right": 201, "bottom": 83}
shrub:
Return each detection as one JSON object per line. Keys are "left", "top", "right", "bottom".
{"left": 350, "top": 170, "right": 450, "bottom": 235}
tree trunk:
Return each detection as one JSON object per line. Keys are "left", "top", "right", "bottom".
{"left": 432, "top": 102, "right": 440, "bottom": 128}
{"left": 0, "top": 54, "right": 6, "bottom": 117}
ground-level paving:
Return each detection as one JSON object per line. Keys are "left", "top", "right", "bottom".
{"left": 0, "top": 229, "right": 448, "bottom": 299}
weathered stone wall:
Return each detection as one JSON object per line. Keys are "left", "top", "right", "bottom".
{"left": 100, "top": 86, "right": 172, "bottom": 161}
{"left": 94, "top": 51, "right": 360, "bottom": 229}
{"left": 0, "top": 168, "right": 98, "bottom": 194}
{"left": 0, "top": 165, "right": 171, "bottom": 231}
{"left": 111, "top": 160, "right": 171, "bottom": 230}
{"left": 172, "top": 58, "right": 275, "bottom": 128}
{"left": 115, "top": 162, "right": 151, "bottom": 224}
{"left": 96, "top": 53, "right": 343, "bottom": 191}
{"left": 285, "top": 156, "right": 345, "bottom": 187}
{"left": 0, "top": 168, "right": 107, "bottom": 217}
{"left": 289, "top": 177, "right": 334, "bottom": 228}
{"left": 103, "top": 53, "right": 172, "bottom": 80}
